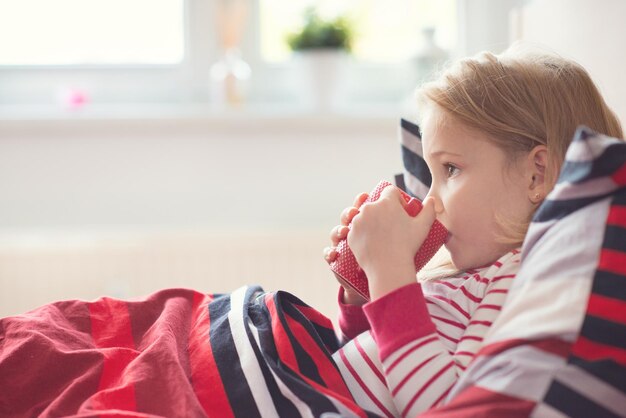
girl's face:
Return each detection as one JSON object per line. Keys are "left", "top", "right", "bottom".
{"left": 422, "top": 107, "right": 533, "bottom": 271}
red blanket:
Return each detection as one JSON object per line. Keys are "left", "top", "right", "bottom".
{"left": 0, "top": 286, "right": 375, "bottom": 417}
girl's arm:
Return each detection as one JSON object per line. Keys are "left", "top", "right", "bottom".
{"left": 325, "top": 192, "right": 370, "bottom": 343}
{"left": 336, "top": 287, "right": 370, "bottom": 343}
{"left": 338, "top": 254, "right": 519, "bottom": 417}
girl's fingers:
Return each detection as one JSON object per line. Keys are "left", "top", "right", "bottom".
{"left": 323, "top": 246, "right": 337, "bottom": 263}
{"left": 325, "top": 192, "right": 369, "bottom": 265}
{"left": 340, "top": 207, "right": 359, "bottom": 226}
{"left": 380, "top": 184, "right": 404, "bottom": 205}
{"left": 336, "top": 193, "right": 368, "bottom": 230}
{"left": 329, "top": 225, "right": 349, "bottom": 246}
{"left": 353, "top": 192, "right": 369, "bottom": 208}
{"left": 329, "top": 225, "right": 340, "bottom": 246}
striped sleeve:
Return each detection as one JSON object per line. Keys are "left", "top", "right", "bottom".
{"left": 333, "top": 252, "right": 520, "bottom": 417}
{"left": 369, "top": 256, "right": 518, "bottom": 417}
{"left": 336, "top": 287, "right": 370, "bottom": 344}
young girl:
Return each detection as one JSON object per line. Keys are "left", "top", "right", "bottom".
{"left": 323, "top": 44, "right": 623, "bottom": 417}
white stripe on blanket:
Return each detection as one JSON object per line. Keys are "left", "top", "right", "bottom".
{"left": 404, "top": 172, "right": 430, "bottom": 200}
{"left": 248, "top": 324, "right": 316, "bottom": 418}
{"left": 229, "top": 287, "right": 280, "bottom": 417}
{"left": 565, "top": 133, "right": 622, "bottom": 162}
{"left": 531, "top": 403, "right": 571, "bottom": 418}
{"left": 554, "top": 365, "right": 626, "bottom": 417}
{"left": 550, "top": 176, "right": 619, "bottom": 200}
{"left": 450, "top": 344, "right": 567, "bottom": 404}
{"left": 485, "top": 198, "right": 609, "bottom": 344}
{"left": 400, "top": 128, "right": 424, "bottom": 156}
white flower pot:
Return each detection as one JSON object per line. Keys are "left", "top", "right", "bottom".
{"left": 292, "top": 50, "right": 349, "bottom": 112}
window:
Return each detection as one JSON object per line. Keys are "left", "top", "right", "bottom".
{"left": 0, "top": 0, "right": 197, "bottom": 107}
{"left": 0, "top": 0, "right": 185, "bottom": 66}
{"left": 0, "top": 0, "right": 459, "bottom": 109}
{"left": 260, "top": 0, "right": 457, "bottom": 63}
{"left": 254, "top": 0, "right": 457, "bottom": 105}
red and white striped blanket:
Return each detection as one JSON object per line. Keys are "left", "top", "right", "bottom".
{"left": 0, "top": 286, "right": 376, "bottom": 417}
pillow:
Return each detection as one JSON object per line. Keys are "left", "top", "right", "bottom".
{"left": 396, "top": 118, "right": 431, "bottom": 201}
{"left": 421, "top": 126, "right": 626, "bottom": 417}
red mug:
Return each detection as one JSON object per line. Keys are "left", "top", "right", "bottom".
{"left": 330, "top": 180, "right": 449, "bottom": 300}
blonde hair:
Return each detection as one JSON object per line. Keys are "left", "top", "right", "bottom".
{"left": 415, "top": 44, "right": 623, "bottom": 279}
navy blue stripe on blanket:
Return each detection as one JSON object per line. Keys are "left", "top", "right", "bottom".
{"left": 603, "top": 225, "right": 626, "bottom": 253}
{"left": 558, "top": 143, "right": 626, "bottom": 184}
{"left": 248, "top": 307, "right": 320, "bottom": 417}
{"left": 262, "top": 293, "right": 384, "bottom": 417}
{"left": 580, "top": 315, "right": 626, "bottom": 349}
{"left": 202, "top": 286, "right": 376, "bottom": 417}
{"left": 538, "top": 129, "right": 626, "bottom": 418}
{"left": 569, "top": 357, "right": 626, "bottom": 396}
{"left": 401, "top": 118, "right": 422, "bottom": 138}
{"left": 545, "top": 188, "right": 626, "bottom": 416}
{"left": 533, "top": 127, "right": 626, "bottom": 223}
{"left": 208, "top": 292, "right": 262, "bottom": 418}
{"left": 272, "top": 291, "right": 334, "bottom": 387}
{"left": 257, "top": 292, "right": 343, "bottom": 416}
{"left": 401, "top": 144, "right": 432, "bottom": 189}
{"left": 243, "top": 288, "right": 303, "bottom": 417}
{"left": 394, "top": 173, "right": 407, "bottom": 192}
{"left": 246, "top": 298, "right": 309, "bottom": 417}
{"left": 532, "top": 194, "right": 612, "bottom": 223}
{"left": 572, "top": 190, "right": 626, "bottom": 395}
{"left": 593, "top": 270, "right": 626, "bottom": 300}
{"left": 543, "top": 380, "right": 622, "bottom": 418}
{"left": 399, "top": 118, "right": 433, "bottom": 200}
{"left": 286, "top": 291, "right": 339, "bottom": 352}
{"left": 270, "top": 294, "right": 382, "bottom": 418}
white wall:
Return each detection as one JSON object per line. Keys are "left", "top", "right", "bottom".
{"left": 458, "top": 0, "right": 626, "bottom": 126}
{"left": 516, "top": 0, "right": 626, "bottom": 125}
{"left": 0, "top": 114, "right": 400, "bottom": 232}
{"left": 0, "top": 111, "right": 402, "bottom": 318}
{"left": 458, "top": 0, "right": 522, "bottom": 56}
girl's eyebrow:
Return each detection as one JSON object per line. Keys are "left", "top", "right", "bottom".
{"left": 429, "top": 150, "right": 463, "bottom": 158}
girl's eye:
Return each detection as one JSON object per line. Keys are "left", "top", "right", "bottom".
{"left": 445, "top": 163, "right": 460, "bottom": 178}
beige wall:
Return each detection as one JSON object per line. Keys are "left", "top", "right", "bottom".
{"left": 517, "top": 0, "right": 626, "bottom": 126}
{"left": 0, "top": 114, "right": 401, "bottom": 319}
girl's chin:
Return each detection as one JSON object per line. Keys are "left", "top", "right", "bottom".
{"left": 443, "top": 238, "right": 455, "bottom": 254}
{"left": 444, "top": 240, "right": 468, "bottom": 271}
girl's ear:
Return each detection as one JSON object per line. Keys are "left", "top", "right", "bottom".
{"left": 527, "top": 145, "right": 549, "bottom": 204}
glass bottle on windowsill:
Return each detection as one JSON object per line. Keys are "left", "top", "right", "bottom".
{"left": 413, "top": 26, "right": 448, "bottom": 85}
{"left": 210, "top": 47, "right": 251, "bottom": 107}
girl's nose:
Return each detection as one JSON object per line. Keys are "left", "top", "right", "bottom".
{"left": 424, "top": 191, "right": 444, "bottom": 214}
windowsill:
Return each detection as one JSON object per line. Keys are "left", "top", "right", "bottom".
{"left": 0, "top": 101, "right": 407, "bottom": 134}
{"left": 0, "top": 101, "right": 407, "bottom": 119}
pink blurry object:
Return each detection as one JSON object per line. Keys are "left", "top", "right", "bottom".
{"left": 58, "top": 88, "right": 89, "bottom": 110}
{"left": 330, "top": 180, "right": 449, "bottom": 300}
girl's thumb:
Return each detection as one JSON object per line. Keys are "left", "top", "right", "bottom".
{"left": 417, "top": 196, "right": 438, "bottom": 227}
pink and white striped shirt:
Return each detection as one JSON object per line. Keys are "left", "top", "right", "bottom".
{"left": 332, "top": 249, "right": 521, "bottom": 417}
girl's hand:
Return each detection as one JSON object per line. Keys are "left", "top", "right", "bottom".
{"left": 323, "top": 192, "right": 369, "bottom": 306}
{"left": 347, "top": 186, "right": 437, "bottom": 301}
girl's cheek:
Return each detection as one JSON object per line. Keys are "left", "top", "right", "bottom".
{"left": 437, "top": 193, "right": 453, "bottom": 226}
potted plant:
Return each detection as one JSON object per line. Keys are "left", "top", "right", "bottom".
{"left": 286, "top": 9, "right": 353, "bottom": 111}
{"left": 286, "top": 9, "right": 352, "bottom": 52}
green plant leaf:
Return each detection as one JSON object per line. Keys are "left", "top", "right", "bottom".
{"left": 286, "top": 9, "right": 352, "bottom": 51}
